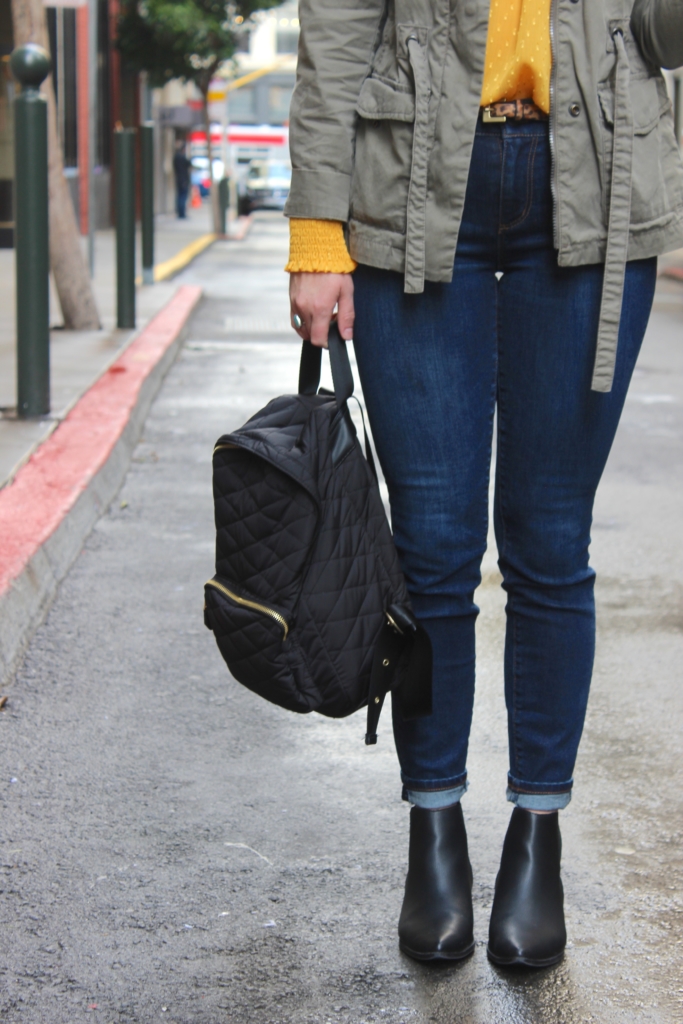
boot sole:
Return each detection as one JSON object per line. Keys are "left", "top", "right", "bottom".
{"left": 399, "top": 939, "right": 475, "bottom": 963}
{"left": 486, "top": 946, "right": 564, "bottom": 968}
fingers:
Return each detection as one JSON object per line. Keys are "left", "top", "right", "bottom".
{"left": 311, "top": 301, "right": 339, "bottom": 347}
{"left": 288, "top": 274, "right": 307, "bottom": 341}
{"left": 337, "top": 275, "right": 355, "bottom": 341}
{"left": 289, "top": 272, "right": 354, "bottom": 349}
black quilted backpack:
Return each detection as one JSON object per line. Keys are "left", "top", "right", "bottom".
{"left": 204, "top": 326, "right": 432, "bottom": 743}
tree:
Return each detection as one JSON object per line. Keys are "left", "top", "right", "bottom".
{"left": 117, "top": 0, "right": 280, "bottom": 233}
{"left": 11, "top": 0, "right": 100, "bottom": 330}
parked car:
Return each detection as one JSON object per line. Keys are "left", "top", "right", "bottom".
{"left": 240, "top": 160, "right": 291, "bottom": 213}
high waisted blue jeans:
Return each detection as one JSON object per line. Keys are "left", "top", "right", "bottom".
{"left": 352, "top": 120, "right": 656, "bottom": 811}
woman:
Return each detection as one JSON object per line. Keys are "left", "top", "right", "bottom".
{"left": 285, "top": 0, "right": 683, "bottom": 966}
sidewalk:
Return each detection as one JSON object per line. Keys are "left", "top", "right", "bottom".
{"left": 0, "top": 204, "right": 223, "bottom": 489}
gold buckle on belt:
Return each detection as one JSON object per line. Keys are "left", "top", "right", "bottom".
{"left": 482, "top": 105, "right": 506, "bottom": 123}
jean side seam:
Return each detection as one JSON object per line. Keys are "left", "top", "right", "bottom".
{"left": 512, "top": 601, "right": 524, "bottom": 779}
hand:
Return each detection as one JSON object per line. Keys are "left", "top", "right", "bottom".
{"left": 289, "top": 272, "right": 355, "bottom": 348}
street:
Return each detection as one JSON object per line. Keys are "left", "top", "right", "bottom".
{"left": 1, "top": 213, "right": 681, "bottom": 1023}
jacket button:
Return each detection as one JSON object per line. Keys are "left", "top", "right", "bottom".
{"left": 569, "top": 103, "right": 581, "bottom": 117}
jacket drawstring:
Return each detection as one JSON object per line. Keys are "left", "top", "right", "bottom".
{"left": 404, "top": 36, "right": 431, "bottom": 295}
{"left": 591, "top": 29, "right": 633, "bottom": 392}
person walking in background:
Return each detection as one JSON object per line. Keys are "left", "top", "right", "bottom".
{"left": 286, "top": 0, "right": 683, "bottom": 968}
{"left": 173, "top": 138, "right": 191, "bottom": 219}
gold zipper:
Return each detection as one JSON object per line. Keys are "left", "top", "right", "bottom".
{"left": 213, "top": 443, "right": 240, "bottom": 454}
{"left": 205, "top": 578, "right": 289, "bottom": 640}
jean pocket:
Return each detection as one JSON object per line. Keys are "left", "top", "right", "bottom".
{"left": 500, "top": 134, "right": 542, "bottom": 231}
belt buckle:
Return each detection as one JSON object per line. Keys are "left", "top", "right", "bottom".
{"left": 482, "top": 105, "right": 506, "bottom": 124}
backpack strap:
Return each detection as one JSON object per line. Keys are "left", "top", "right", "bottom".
{"left": 298, "top": 339, "right": 322, "bottom": 395}
{"left": 297, "top": 324, "right": 354, "bottom": 407}
{"left": 365, "top": 619, "right": 407, "bottom": 745}
{"left": 365, "top": 606, "right": 433, "bottom": 744}
{"left": 327, "top": 323, "right": 354, "bottom": 406}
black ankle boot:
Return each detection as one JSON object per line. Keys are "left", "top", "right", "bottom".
{"left": 487, "top": 807, "right": 566, "bottom": 967}
{"left": 398, "top": 802, "right": 474, "bottom": 962}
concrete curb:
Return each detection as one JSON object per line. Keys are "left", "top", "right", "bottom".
{"left": 0, "top": 285, "right": 203, "bottom": 687}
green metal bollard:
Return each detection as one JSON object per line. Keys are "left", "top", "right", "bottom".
{"left": 218, "top": 177, "right": 230, "bottom": 236}
{"left": 11, "top": 44, "right": 51, "bottom": 419}
{"left": 115, "top": 127, "right": 136, "bottom": 328}
{"left": 140, "top": 122, "right": 154, "bottom": 284}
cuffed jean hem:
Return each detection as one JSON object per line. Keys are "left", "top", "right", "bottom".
{"left": 403, "top": 781, "right": 469, "bottom": 809}
{"left": 506, "top": 787, "right": 572, "bottom": 811}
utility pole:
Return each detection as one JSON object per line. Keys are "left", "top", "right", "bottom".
{"left": 10, "top": 0, "right": 100, "bottom": 330}
{"left": 88, "top": 0, "right": 97, "bottom": 277}
{"left": 11, "top": 43, "right": 51, "bottom": 418}
{"left": 141, "top": 122, "right": 155, "bottom": 284}
{"left": 115, "top": 127, "right": 136, "bottom": 328}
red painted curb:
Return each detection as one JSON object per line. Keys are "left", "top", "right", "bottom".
{"left": 0, "top": 285, "right": 202, "bottom": 597}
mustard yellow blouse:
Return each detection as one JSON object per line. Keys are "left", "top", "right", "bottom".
{"left": 286, "top": 0, "right": 552, "bottom": 274}
{"left": 481, "top": 0, "right": 551, "bottom": 114}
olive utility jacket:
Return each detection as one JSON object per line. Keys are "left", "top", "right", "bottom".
{"left": 285, "top": 0, "right": 683, "bottom": 391}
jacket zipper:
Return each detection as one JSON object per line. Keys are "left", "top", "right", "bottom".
{"left": 549, "top": 0, "right": 559, "bottom": 248}
{"left": 205, "top": 578, "right": 289, "bottom": 640}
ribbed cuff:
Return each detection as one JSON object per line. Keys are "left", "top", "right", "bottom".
{"left": 285, "top": 218, "right": 357, "bottom": 274}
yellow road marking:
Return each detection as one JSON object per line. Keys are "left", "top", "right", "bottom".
{"left": 136, "top": 233, "right": 217, "bottom": 286}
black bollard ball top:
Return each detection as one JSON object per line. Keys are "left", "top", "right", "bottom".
{"left": 10, "top": 44, "right": 52, "bottom": 88}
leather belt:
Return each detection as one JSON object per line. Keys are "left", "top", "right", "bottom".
{"left": 481, "top": 100, "right": 549, "bottom": 123}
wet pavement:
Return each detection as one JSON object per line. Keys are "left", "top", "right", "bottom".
{"left": 1, "top": 214, "right": 681, "bottom": 1023}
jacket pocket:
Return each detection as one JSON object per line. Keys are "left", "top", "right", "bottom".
{"left": 356, "top": 76, "right": 415, "bottom": 123}
{"left": 598, "top": 75, "right": 670, "bottom": 225}
{"left": 204, "top": 576, "right": 316, "bottom": 713}
{"left": 351, "top": 75, "right": 416, "bottom": 234}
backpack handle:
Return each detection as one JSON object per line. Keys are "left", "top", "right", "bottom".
{"left": 298, "top": 323, "right": 354, "bottom": 407}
